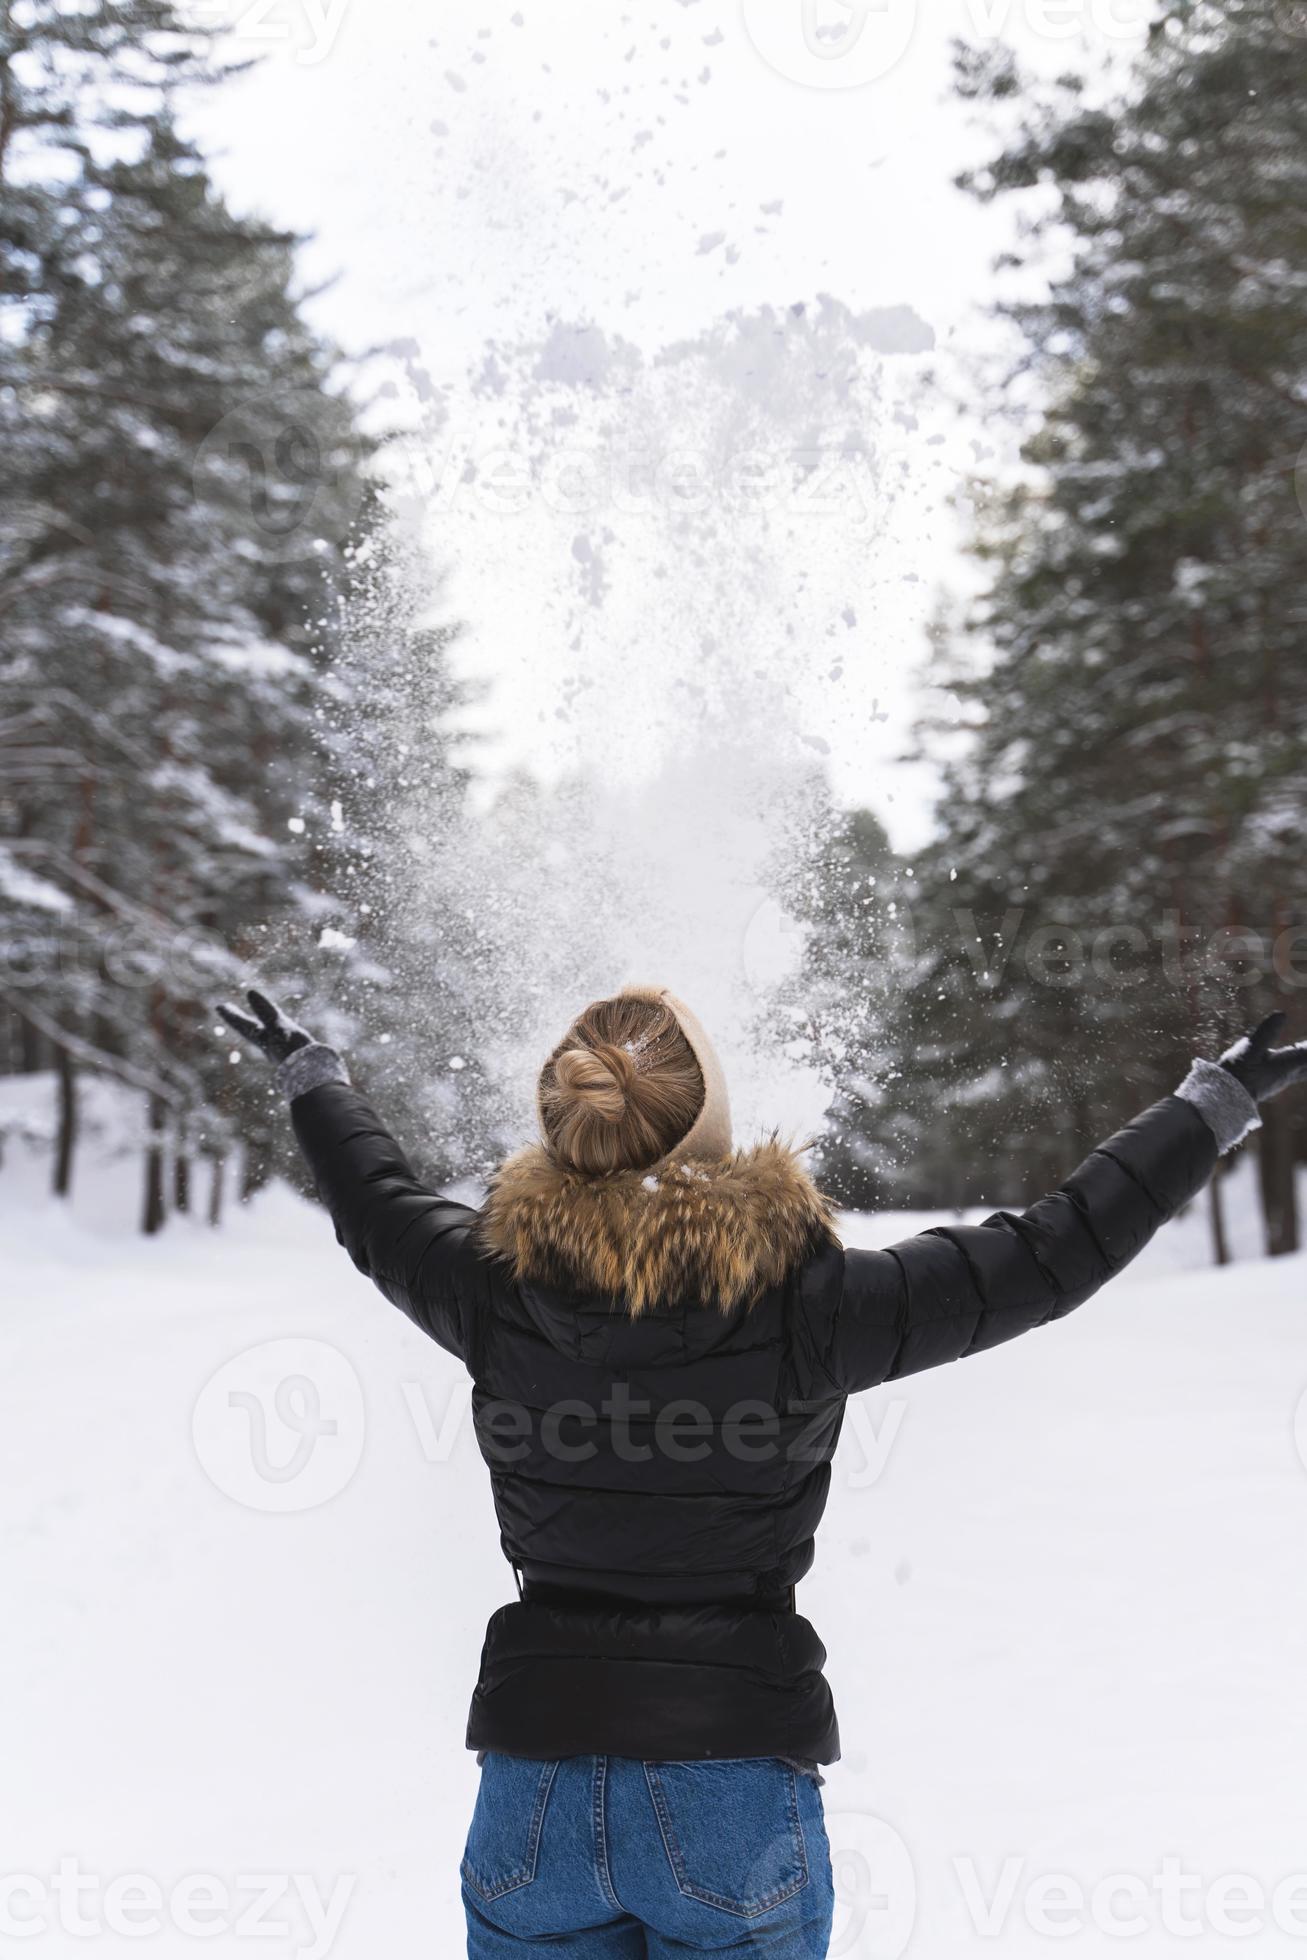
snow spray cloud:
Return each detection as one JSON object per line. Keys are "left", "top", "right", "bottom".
{"left": 369, "top": 298, "right": 935, "bottom": 1151}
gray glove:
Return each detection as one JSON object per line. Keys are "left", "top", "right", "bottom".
{"left": 1177, "top": 1010, "right": 1307, "bottom": 1155}
{"left": 217, "top": 987, "right": 348, "bottom": 1101}
{"left": 217, "top": 988, "right": 313, "bottom": 1065}
{"left": 1220, "top": 1012, "right": 1307, "bottom": 1104}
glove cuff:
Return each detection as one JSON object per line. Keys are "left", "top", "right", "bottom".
{"left": 1175, "top": 1058, "right": 1261, "bottom": 1155}
{"left": 275, "top": 1042, "right": 350, "bottom": 1103}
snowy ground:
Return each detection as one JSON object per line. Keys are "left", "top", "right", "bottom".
{"left": 4, "top": 1086, "right": 1307, "bottom": 1956}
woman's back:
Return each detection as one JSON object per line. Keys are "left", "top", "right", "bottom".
{"left": 281, "top": 1004, "right": 1224, "bottom": 1766}
{"left": 222, "top": 977, "right": 1279, "bottom": 1955}
{"left": 469, "top": 1136, "right": 846, "bottom": 1761}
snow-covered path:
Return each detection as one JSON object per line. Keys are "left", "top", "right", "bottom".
{"left": 3, "top": 1168, "right": 1307, "bottom": 1957}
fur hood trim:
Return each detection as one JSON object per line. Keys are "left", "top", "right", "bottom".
{"left": 477, "top": 1138, "right": 840, "bottom": 1316}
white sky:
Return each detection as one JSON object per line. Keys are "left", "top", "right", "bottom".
{"left": 184, "top": 0, "right": 1153, "bottom": 852}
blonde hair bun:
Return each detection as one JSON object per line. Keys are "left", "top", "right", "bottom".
{"left": 539, "top": 996, "right": 705, "bottom": 1175}
{"left": 552, "top": 1042, "right": 637, "bottom": 1126}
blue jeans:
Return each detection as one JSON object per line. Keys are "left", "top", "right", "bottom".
{"left": 462, "top": 1755, "right": 834, "bottom": 1956}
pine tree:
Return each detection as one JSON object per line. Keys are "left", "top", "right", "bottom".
{"left": 2, "top": 0, "right": 226, "bottom": 1197}
{"left": 0, "top": 6, "right": 393, "bottom": 1222}
{"left": 894, "top": 0, "right": 1307, "bottom": 1236}
{"left": 764, "top": 789, "right": 920, "bottom": 1206}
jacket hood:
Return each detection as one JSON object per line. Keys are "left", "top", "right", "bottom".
{"left": 477, "top": 1137, "right": 839, "bottom": 1315}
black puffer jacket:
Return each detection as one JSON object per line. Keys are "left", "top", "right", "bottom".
{"left": 290, "top": 1078, "right": 1223, "bottom": 1764}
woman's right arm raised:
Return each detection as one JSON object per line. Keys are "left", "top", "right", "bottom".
{"left": 218, "top": 989, "right": 491, "bottom": 1364}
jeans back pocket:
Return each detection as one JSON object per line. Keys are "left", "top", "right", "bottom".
{"left": 461, "top": 1754, "right": 559, "bottom": 1903}
{"left": 643, "top": 1759, "right": 809, "bottom": 1918}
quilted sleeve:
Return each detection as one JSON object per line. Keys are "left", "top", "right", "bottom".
{"left": 288, "top": 1077, "right": 496, "bottom": 1365}
{"left": 809, "top": 1094, "right": 1219, "bottom": 1396}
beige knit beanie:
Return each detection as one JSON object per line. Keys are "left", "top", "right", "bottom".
{"left": 536, "top": 982, "right": 733, "bottom": 1168}
{"left": 616, "top": 983, "right": 732, "bottom": 1163}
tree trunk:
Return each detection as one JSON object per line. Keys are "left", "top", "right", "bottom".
{"left": 208, "top": 1153, "right": 225, "bottom": 1229}
{"left": 54, "top": 1046, "right": 77, "bottom": 1198}
{"left": 1257, "top": 1098, "right": 1300, "bottom": 1258}
{"left": 1207, "top": 1160, "right": 1229, "bottom": 1268}
{"left": 240, "top": 1129, "right": 273, "bottom": 1203}
{"left": 141, "top": 1093, "right": 167, "bottom": 1236}
{"left": 19, "top": 1013, "right": 43, "bottom": 1073}
{"left": 174, "top": 1131, "right": 191, "bottom": 1215}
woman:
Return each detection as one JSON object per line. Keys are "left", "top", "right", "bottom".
{"left": 220, "top": 981, "right": 1304, "bottom": 1958}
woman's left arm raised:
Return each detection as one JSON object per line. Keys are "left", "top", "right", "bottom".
{"left": 807, "top": 1015, "right": 1306, "bottom": 1397}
